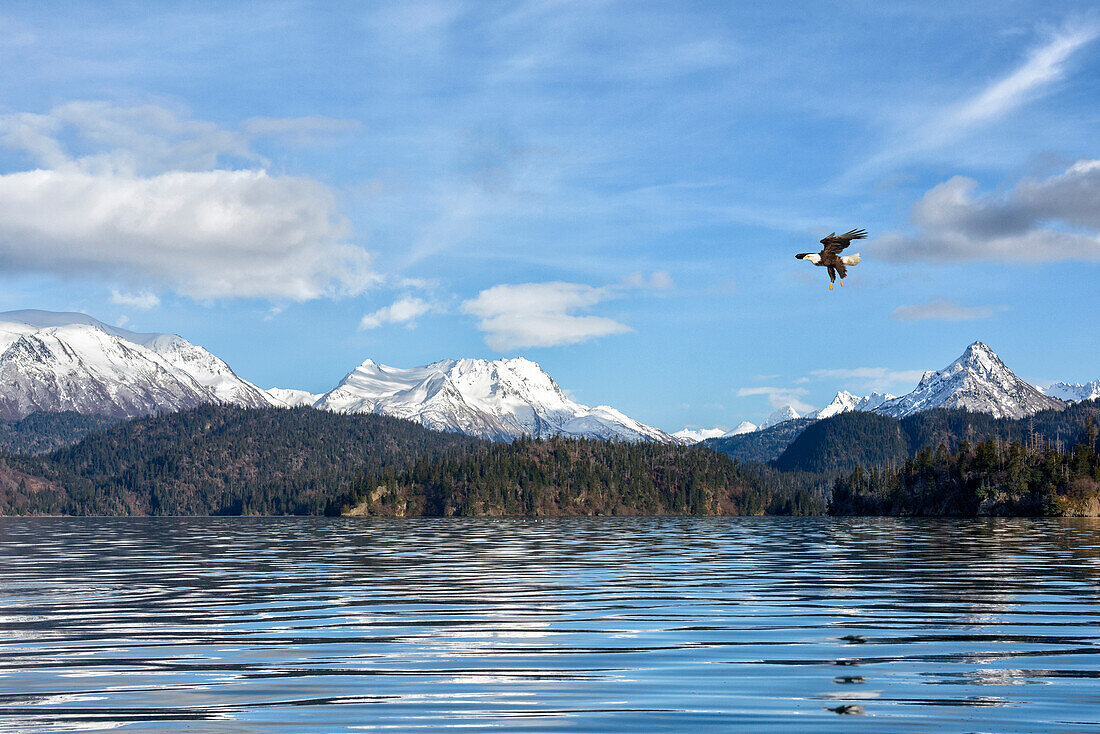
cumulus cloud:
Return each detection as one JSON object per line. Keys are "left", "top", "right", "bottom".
{"left": 874, "top": 160, "right": 1100, "bottom": 263}
{"left": 360, "top": 296, "right": 435, "bottom": 330}
{"left": 736, "top": 386, "right": 813, "bottom": 413}
{"left": 890, "top": 298, "right": 997, "bottom": 322}
{"left": 462, "top": 281, "right": 632, "bottom": 350}
{"left": 110, "top": 289, "right": 160, "bottom": 310}
{"left": 0, "top": 102, "right": 378, "bottom": 301}
{"left": 0, "top": 168, "right": 375, "bottom": 300}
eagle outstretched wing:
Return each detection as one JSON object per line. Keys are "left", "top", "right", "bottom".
{"left": 819, "top": 228, "right": 867, "bottom": 255}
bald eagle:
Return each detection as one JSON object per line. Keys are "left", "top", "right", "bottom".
{"left": 796, "top": 229, "right": 867, "bottom": 289}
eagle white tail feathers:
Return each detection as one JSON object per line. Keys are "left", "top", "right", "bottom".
{"left": 841, "top": 253, "right": 861, "bottom": 266}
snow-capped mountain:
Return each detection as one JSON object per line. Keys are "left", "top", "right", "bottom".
{"left": 808, "top": 390, "right": 894, "bottom": 420}
{"left": 721, "top": 421, "right": 758, "bottom": 437}
{"left": 876, "top": 341, "right": 1064, "bottom": 420}
{"left": 265, "top": 388, "right": 322, "bottom": 407}
{"left": 0, "top": 310, "right": 273, "bottom": 420}
{"left": 315, "top": 356, "right": 674, "bottom": 442}
{"left": 673, "top": 427, "right": 729, "bottom": 444}
{"left": 760, "top": 405, "right": 800, "bottom": 430}
{"left": 1042, "top": 380, "right": 1100, "bottom": 403}
{"left": 137, "top": 333, "right": 272, "bottom": 408}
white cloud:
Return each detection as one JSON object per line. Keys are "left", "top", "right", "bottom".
{"left": 109, "top": 289, "right": 160, "bottom": 310}
{"left": 0, "top": 102, "right": 378, "bottom": 301}
{"left": 624, "top": 270, "right": 674, "bottom": 290}
{"left": 873, "top": 160, "right": 1100, "bottom": 263}
{"left": 948, "top": 27, "right": 1097, "bottom": 133}
{"left": 850, "top": 27, "right": 1098, "bottom": 180}
{"left": 0, "top": 168, "right": 376, "bottom": 300}
{"left": 462, "top": 281, "right": 632, "bottom": 350}
{"left": 0, "top": 101, "right": 259, "bottom": 175}
{"left": 360, "top": 296, "right": 435, "bottom": 330}
{"left": 809, "top": 367, "right": 929, "bottom": 393}
{"left": 736, "top": 386, "right": 813, "bottom": 413}
{"left": 890, "top": 298, "right": 996, "bottom": 322}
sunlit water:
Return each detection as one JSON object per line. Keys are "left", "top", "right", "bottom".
{"left": 2, "top": 517, "right": 1100, "bottom": 732}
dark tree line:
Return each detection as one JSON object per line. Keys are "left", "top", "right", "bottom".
{"left": 340, "top": 435, "right": 827, "bottom": 517}
{"left": 0, "top": 405, "right": 481, "bottom": 516}
{"left": 0, "top": 412, "right": 119, "bottom": 455}
{"left": 774, "top": 401, "right": 1100, "bottom": 475}
{"left": 830, "top": 418, "right": 1100, "bottom": 516}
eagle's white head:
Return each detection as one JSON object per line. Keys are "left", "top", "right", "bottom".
{"left": 796, "top": 253, "right": 821, "bottom": 264}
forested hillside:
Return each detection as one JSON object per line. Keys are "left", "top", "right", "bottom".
{"left": 704, "top": 418, "right": 813, "bottom": 462}
{"left": 830, "top": 420, "right": 1100, "bottom": 516}
{"left": 341, "top": 435, "right": 827, "bottom": 517}
{"left": 775, "top": 412, "right": 908, "bottom": 473}
{"left": 0, "top": 412, "right": 119, "bottom": 455}
{"left": 776, "top": 401, "right": 1100, "bottom": 474}
{"left": 1, "top": 405, "right": 482, "bottom": 515}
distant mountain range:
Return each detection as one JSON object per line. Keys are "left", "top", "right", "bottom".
{"left": 0, "top": 310, "right": 271, "bottom": 421}
{"left": 314, "top": 357, "right": 674, "bottom": 443}
{"left": 1, "top": 311, "right": 1094, "bottom": 447}
{"left": 0, "top": 310, "right": 671, "bottom": 443}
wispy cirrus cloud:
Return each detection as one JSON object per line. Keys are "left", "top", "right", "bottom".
{"left": 809, "top": 367, "right": 928, "bottom": 393}
{"left": 243, "top": 116, "right": 362, "bottom": 143}
{"left": 890, "top": 298, "right": 999, "bottom": 322}
{"left": 850, "top": 25, "right": 1098, "bottom": 181}
{"left": 735, "top": 386, "right": 813, "bottom": 413}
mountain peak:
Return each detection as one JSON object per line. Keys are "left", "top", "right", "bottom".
{"left": 317, "top": 355, "right": 672, "bottom": 443}
{"left": 760, "top": 405, "right": 800, "bottom": 430}
{"left": 877, "top": 341, "right": 1064, "bottom": 420}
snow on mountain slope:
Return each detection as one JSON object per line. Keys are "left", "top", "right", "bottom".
{"left": 315, "top": 356, "right": 674, "bottom": 442}
{"left": 876, "top": 341, "right": 1064, "bottom": 420}
{"left": 0, "top": 310, "right": 273, "bottom": 418}
{"left": 673, "top": 427, "right": 729, "bottom": 444}
{"left": 135, "top": 334, "right": 272, "bottom": 408}
{"left": 808, "top": 391, "right": 894, "bottom": 420}
{"left": 760, "top": 405, "right": 800, "bottom": 430}
{"left": 675, "top": 421, "right": 758, "bottom": 444}
{"left": 721, "top": 421, "right": 758, "bottom": 437}
{"left": 265, "top": 388, "right": 322, "bottom": 407}
{"left": 1042, "top": 380, "right": 1100, "bottom": 403}
{"left": 0, "top": 322, "right": 215, "bottom": 420}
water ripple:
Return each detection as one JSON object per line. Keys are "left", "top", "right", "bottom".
{"left": 1, "top": 517, "right": 1099, "bottom": 732}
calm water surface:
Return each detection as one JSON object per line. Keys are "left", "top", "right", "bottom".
{"left": 2, "top": 517, "right": 1100, "bottom": 732}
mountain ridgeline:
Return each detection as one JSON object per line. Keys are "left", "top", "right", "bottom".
{"left": 773, "top": 400, "right": 1100, "bottom": 474}
{"left": 2, "top": 402, "right": 1099, "bottom": 517}
{"left": 830, "top": 421, "right": 1100, "bottom": 517}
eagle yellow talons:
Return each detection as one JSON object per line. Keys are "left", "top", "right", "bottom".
{"left": 829, "top": 283, "right": 834, "bottom": 290}
{"left": 840, "top": 279, "right": 845, "bottom": 287}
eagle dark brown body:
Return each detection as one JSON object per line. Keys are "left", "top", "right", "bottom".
{"left": 796, "top": 228, "right": 867, "bottom": 289}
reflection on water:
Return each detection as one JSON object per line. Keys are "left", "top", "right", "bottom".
{"left": 1, "top": 517, "right": 1099, "bottom": 732}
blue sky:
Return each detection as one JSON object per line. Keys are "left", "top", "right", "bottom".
{"left": 1, "top": 1, "right": 1098, "bottom": 431}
